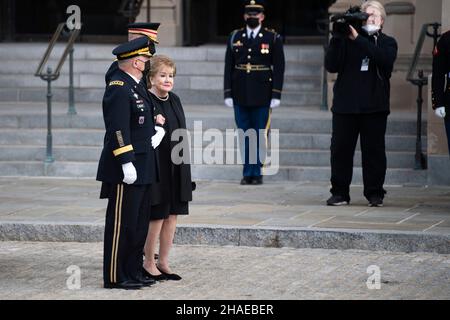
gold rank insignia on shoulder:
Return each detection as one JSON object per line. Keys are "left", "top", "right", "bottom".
{"left": 261, "top": 43, "right": 270, "bottom": 54}
{"left": 233, "top": 40, "right": 243, "bottom": 47}
{"left": 109, "top": 80, "right": 124, "bottom": 86}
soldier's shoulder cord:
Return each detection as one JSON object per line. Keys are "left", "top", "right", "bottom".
{"left": 229, "top": 29, "right": 242, "bottom": 48}
{"left": 264, "top": 27, "right": 279, "bottom": 45}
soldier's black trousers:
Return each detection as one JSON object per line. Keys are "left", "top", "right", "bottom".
{"left": 103, "top": 183, "right": 151, "bottom": 286}
{"left": 330, "top": 112, "right": 388, "bottom": 200}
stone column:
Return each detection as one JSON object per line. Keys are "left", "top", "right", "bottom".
{"left": 427, "top": 0, "right": 450, "bottom": 185}
{"left": 135, "top": 0, "right": 183, "bottom": 46}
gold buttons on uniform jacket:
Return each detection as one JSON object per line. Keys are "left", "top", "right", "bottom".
{"left": 248, "top": 48, "right": 252, "bottom": 52}
{"left": 247, "top": 55, "right": 251, "bottom": 59}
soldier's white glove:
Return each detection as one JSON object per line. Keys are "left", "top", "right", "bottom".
{"left": 224, "top": 98, "right": 234, "bottom": 108}
{"left": 122, "top": 162, "right": 137, "bottom": 185}
{"left": 270, "top": 99, "right": 281, "bottom": 108}
{"left": 151, "top": 126, "right": 165, "bottom": 149}
{"left": 435, "top": 107, "right": 446, "bottom": 119}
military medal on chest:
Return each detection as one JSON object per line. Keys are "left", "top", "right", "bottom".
{"left": 261, "top": 43, "right": 270, "bottom": 54}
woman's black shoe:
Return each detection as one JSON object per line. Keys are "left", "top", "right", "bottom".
{"left": 157, "top": 266, "right": 182, "bottom": 281}
{"left": 142, "top": 267, "right": 167, "bottom": 281}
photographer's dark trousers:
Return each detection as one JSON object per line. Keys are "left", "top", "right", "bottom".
{"left": 102, "top": 183, "right": 152, "bottom": 286}
{"left": 330, "top": 112, "right": 388, "bottom": 200}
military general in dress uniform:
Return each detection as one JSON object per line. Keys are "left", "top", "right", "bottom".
{"left": 97, "top": 37, "right": 164, "bottom": 290}
{"left": 224, "top": 0, "right": 285, "bottom": 185}
{"left": 432, "top": 29, "right": 450, "bottom": 156}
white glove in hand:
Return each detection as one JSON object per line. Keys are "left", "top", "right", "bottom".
{"left": 224, "top": 98, "right": 234, "bottom": 108}
{"left": 122, "top": 162, "right": 137, "bottom": 185}
{"left": 151, "top": 126, "right": 165, "bottom": 149}
{"left": 270, "top": 99, "right": 281, "bottom": 108}
{"left": 435, "top": 107, "right": 446, "bottom": 119}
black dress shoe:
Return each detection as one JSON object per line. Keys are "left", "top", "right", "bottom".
{"left": 157, "top": 266, "right": 182, "bottom": 281}
{"left": 139, "top": 275, "right": 156, "bottom": 287}
{"left": 252, "top": 176, "right": 263, "bottom": 185}
{"left": 142, "top": 267, "right": 167, "bottom": 281}
{"left": 104, "top": 280, "right": 143, "bottom": 290}
{"left": 240, "top": 177, "right": 253, "bottom": 185}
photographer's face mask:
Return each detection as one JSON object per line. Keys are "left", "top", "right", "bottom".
{"left": 362, "top": 24, "right": 381, "bottom": 36}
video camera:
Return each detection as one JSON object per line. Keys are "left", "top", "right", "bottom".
{"left": 330, "top": 6, "right": 369, "bottom": 38}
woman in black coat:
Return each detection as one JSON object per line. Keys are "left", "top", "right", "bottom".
{"left": 142, "top": 55, "right": 194, "bottom": 281}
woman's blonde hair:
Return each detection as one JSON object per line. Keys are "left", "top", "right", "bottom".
{"left": 361, "top": 1, "right": 387, "bottom": 22}
{"left": 147, "top": 54, "right": 176, "bottom": 87}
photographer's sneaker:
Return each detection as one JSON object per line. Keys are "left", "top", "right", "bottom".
{"left": 368, "top": 197, "right": 383, "bottom": 207}
{"left": 326, "top": 195, "right": 350, "bottom": 206}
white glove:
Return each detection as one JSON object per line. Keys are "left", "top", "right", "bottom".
{"left": 270, "top": 99, "right": 281, "bottom": 108}
{"left": 435, "top": 107, "right": 446, "bottom": 119}
{"left": 151, "top": 126, "right": 165, "bottom": 149}
{"left": 122, "top": 162, "right": 137, "bottom": 185}
{"left": 224, "top": 98, "right": 234, "bottom": 108}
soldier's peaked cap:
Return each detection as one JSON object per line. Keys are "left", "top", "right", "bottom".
{"left": 127, "top": 22, "right": 160, "bottom": 44}
{"left": 244, "top": 0, "right": 265, "bottom": 14}
{"left": 112, "top": 37, "right": 152, "bottom": 61}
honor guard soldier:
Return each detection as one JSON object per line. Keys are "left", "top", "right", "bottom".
{"left": 432, "top": 29, "right": 450, "bottom": 155}
{"left": 97, "top": 37, "right": 165, "bottom": 290}
{"left": 224, "top": 0, "right": 285, "bottom": 185}
{"left": 105, "top": 22, "right": 160, "bottom": 85}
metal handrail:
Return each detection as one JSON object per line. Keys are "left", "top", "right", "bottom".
{"left": 34, "top": 23, "right": 81, "bottom": 165}
{"left": 406, "top": 22, "right": 441, "bottom": 170}
{"left": 406, "top": 23, "right": 440, "bottom": 84}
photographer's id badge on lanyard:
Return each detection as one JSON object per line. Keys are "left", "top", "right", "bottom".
{"left": 361, "top": 57, "right": 370, "bottom": 72}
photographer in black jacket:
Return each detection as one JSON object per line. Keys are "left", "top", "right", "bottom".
{"left": 325, "top": 1, "right": 398, "bottom": 207}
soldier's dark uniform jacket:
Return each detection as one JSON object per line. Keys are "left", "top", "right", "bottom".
{"left": 224, "top": 26, "right": 285, "bottom": 107}
{"left": 96, "top": 68, "right": 158, "bottom": 185}
{"left": 432, "top": 30, "right": 450, "bottom": 116}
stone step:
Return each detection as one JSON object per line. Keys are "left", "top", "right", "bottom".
{"left": 0, "top": 107, "right": 427, "bottom": 136}
{"left": 0, "top": 145, "right": 419, "bottom": 168}
{"left": 0, "top": 72, "right": 321, "bottom": 92}
{"left": 0, "top": 59, "right": 322, "bottom": 77}
{"left": 0, "top": 129, "right": 426, "bottom": 152}
{"left": 0, "top": 87, "right": 321, "bottom": 106}
{"left": 0, "top": 161, "right": 427, "bottom": 185}
{"left": 0, "top": 43, "right": 324, "bottom": 63}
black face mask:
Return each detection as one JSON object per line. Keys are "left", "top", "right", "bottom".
{"left": 246, "top": 17, "right": 260, "bottom": 29}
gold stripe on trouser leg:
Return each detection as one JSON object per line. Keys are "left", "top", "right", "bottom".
{"left": 110, "top": 184, "right": 123, "bottom": 283}
{"left": 262, "top": 109, "right": 272, "bottom": 176}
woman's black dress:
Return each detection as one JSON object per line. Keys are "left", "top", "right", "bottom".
{"left": 149, "top": 91, "right": 189, "bottom": 220}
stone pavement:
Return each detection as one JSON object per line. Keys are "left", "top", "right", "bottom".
{"left": 0, "top": 177, "right": 449, "bottom": 253}
{"left": 0, "top": 241, "right": 449, "bottom": 300}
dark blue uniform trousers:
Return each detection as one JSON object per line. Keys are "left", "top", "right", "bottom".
{"left": 234, "top": 105, "right": 271, "bottom": 178}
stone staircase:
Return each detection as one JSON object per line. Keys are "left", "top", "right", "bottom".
{"left": 0, "top": 43, "right": 323, "bottom": 106}
{"left": 0, "top": 43, "right": 428, "bottom": 184}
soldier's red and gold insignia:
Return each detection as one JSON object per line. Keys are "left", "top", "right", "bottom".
{"left": 261, "top": 43, "right": 270, "bottom": 54}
